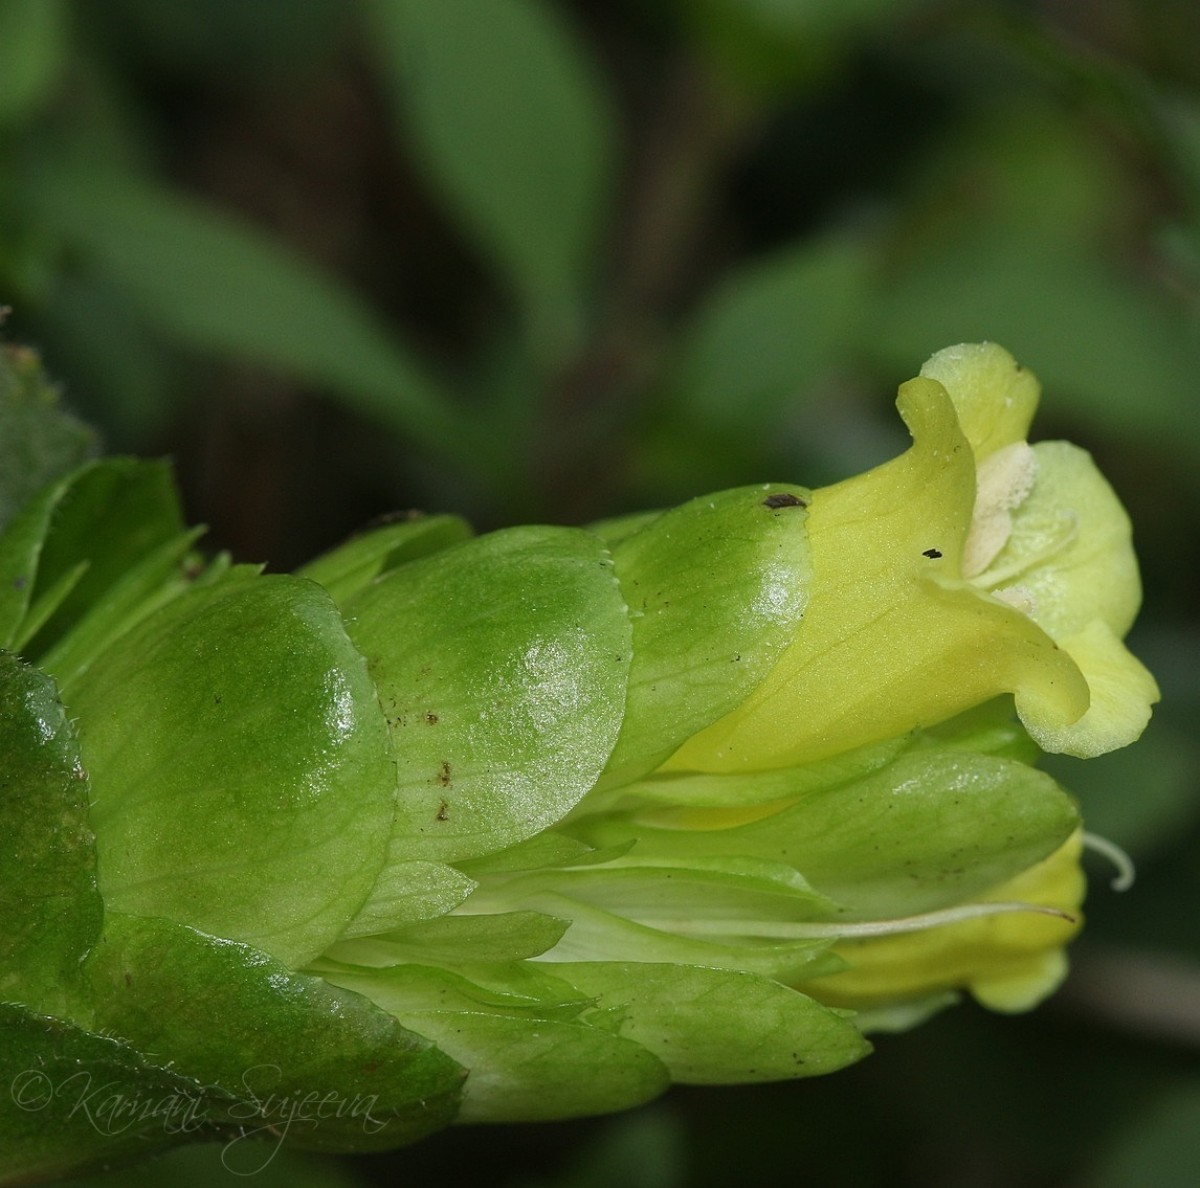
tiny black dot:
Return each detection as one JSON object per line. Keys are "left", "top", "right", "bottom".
{"left": 922, "top": 548, "right": 943, "bottom": 559}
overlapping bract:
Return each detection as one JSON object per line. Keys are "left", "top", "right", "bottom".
{"left": 0, "top": 344, "right": 1156, "bottom": 1175}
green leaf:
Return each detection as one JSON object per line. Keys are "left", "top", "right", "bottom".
{"left": 876, "top": 231, "right": 1200, "bottom": 456}
{"left": 552, "top": 962, "right": 870, "bottom": 1083}
{"left": 671, "top": 235, "right": 872, "bottom": 433}
{"left": 86, "top": 913, "right": 466, "bottom": 1153}
{"left": 368, "top": 0, "right": 617, "bottom": 350}
{"left": 296, "top": 513, "right": 472, "bottom": 608}
{"left": 344, "top": 525, "right": 632, "bottom": 863}
{"left": 0, "top": 344, "right": 96, "bottom": 535}
{"left": 0, "top": 1001, "right": 234, "bottom": 1182}
{"left": 0, "top": 0, "right": 68, "bottom": 125}
{"left": 1089, "top": 1081, "right": 1200, "bottom": 1188}
{"left": 601, "top": 484, "right": 813, "bottom": 783}
{"left": 67, "top": 570, "right": 397, "bottom": 967}
{"left": 0, "top": 458, "right": 188, "bottom": 661}
{"left": 0, "top": 653, "right": 101, "bottom": 1015}
{"left": 28, "top": 164, "right": 460, "bottom": 453}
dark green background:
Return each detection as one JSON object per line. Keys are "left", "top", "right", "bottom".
{"left": 2, "top": 0, "right": 1197, "bottom": 1184}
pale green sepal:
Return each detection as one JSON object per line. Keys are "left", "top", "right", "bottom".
{"left": 521, "top": 892, "right": 842, "bottom": 984}
{"left": 602, "top": 483, "right": 812, "bottom": 783}
{"left": 551, "top": 962, "right": 871, "bottom": 1083}
{"left": 586, "top": 507, "right": 662, "bottom": 548}
{"left": 296, "top": 513, "right": 472, "bottom": 607}
{"left": 919, "top": 341, "right": 1039, "bottom": 461}
{"left": 337, "top": 858, "right": 477, "bottom": 941}
{"left": 844, "top": 992, "right": 959, "bottom": 1034}
{"left": 581, "top": 735, "right": 906, "bottom": 815}
{"left": 380, "top": 1011, "right": 670, "bottom": 1123}
{"left": 344, "top": 525, "right": 632, "bottom": 863}
{"left": 69, "top": 570, "right": 396, "bottom": 967}
{"left": 454, "top": 830, "right": 598, "bottom": 875}
{"left": 476, "top": 855, "right": 834, "bottom": 926}
{"left": 317, "top": 960, "right": 593, "bottom": 1022}
{"left": 572, "top": 749, "right": 1080, "bottom": 920}
{"left": 323, "top": 911, "right": 570, "bottom": 968}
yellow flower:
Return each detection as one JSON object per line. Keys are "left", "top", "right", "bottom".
{"left": 668, "top": 343, "right": 1159, "bottom": 772}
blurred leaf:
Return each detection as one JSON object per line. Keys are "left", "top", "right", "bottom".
{"left": 368, "top": 0, "right": 617, "bottom": 354}
{"left": 27, "top": 164, "right": 462, "bottom": 455}
{"left": 1089, "top": 1081, "right": 1200, "bottom": 1188}
{"left": 877, "top": 231, "right": 1200, "bottom": 457}
{"left": 671, "top": 234, "right": 873, "bottom": 434}
{"left": 678, "top": 0, "right": 930, "bottom": 93}
{"left": 87, "top": 0, "right": 350, "bottom": 83}
{"left": 0, "top": 0, "right": 67, "bottom": 126}
{"left": 60, "top": 1140, "right": 371, "bottom": 1188}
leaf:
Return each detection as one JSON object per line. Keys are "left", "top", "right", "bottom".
{"left": 0, "top": 653, "right": 101, "bottom": 1015}
{"left": 0, "top": 344, "right": 96, "bottom": 534}
{"left": 0, "top": 0, "right": 68, "bottom": 125}
{"left": 0, "top": 1001, "right": 233, "bottom": 1182}
{"left": 86, "top": 913, "right": 466, "bottom": 1153}
{"left": 876, "top": 230, "right": 1200, "bottom": 456}
{"left": 27, "top": 164, "right": 460, "bottom": 453}
{"left": 0, "top": 458, "right": 187, "bottom": 660}
{"left": 343, "top": 525, "right": 632, "bottom": 863}
{"left": 670, "top": 235, "right": 872, "bottom": 434}
{"left": 552, "top": 962, "right": 870, "bottom": 1083}
{"left": 368, "top": 0, "right": 617, "bottom": 348}
{"left": 66, "top": 570, "right": 398, "bottom": 967}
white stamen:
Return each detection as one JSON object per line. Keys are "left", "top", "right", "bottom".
{"left": 963, "top": 441, "right": 1038, "bottom": 578}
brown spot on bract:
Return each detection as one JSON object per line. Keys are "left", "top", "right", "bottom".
{"left": 437, "top": 761, "right": 452, "bottom": 787}
{"left": 436, "top": 800, "right": 449, "bottom": 821}
{"left": 763, "top": 492, "right": 807, "bottom": 510}
{"left": 424, "top": 712, "right": 439, "bottom": 725}
{"left": 922, "top": 548, "right": 943, "bottom": 559}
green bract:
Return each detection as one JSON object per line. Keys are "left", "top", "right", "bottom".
{"left": 0, "top": 343, "right": 1157, "bottom": 1180}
